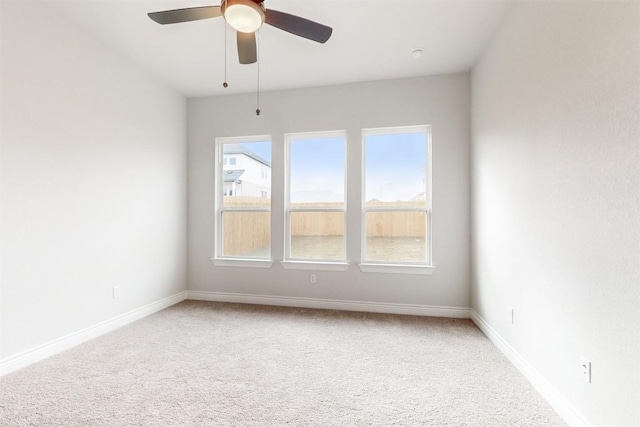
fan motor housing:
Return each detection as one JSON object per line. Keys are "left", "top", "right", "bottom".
{"left": 221, "top": 0, "right": 266, "bottom": 33}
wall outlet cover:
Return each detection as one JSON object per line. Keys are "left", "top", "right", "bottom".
{"left": 580, "top": 357, "right": 591, "bottom": 383}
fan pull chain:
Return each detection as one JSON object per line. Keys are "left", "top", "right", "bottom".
{"left": 256, "top": 29, "right": 261, "bottom": 116}
{"left": 222, "top": 23, "right": 228, "bottom": 88}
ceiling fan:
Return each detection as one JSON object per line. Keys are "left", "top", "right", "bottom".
{"left": 148, "top": 0, "right": 333, "bottom": 65}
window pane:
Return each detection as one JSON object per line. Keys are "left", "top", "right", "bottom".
{"left": 222, "top": 141, "right": 271, "bottom": 208}
{"left": 364, "top": 132, "right": 427, "bottom": 207}
{"left": 290, "top": 211, "right": 344, "bottom": 260}
{"left": 222, "top": 211, "right": 270, "bottom": 258}
{"left": 289, "top": 136, "right": 345, "bottom": 207}
{"left": 365, "top": 211, "right": 426, "bottom": 263}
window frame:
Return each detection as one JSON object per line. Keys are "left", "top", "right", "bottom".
{"left": 212, "top": 135, "right": 273, "bottom": 268}
{"left": 359, "top": 125, "right": 434, "bottom": 274}
{"left": 281, "top": 130, "right": 349, "bottom": 271}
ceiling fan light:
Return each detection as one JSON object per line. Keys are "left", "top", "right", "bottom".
{"left": 223, "top": 0, "right": 265, "bottom": 33}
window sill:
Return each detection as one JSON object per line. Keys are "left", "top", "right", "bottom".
{"left": 211, "top": 258, "right": 273, "bottom": 269}
{"left": 280, "top": 261, "right": 350, "bottom": 271}
{"left": 357, "top": 263, "right": 435, "bottom": 275}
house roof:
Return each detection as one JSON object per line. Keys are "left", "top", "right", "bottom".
{"left": 223, "top": 169, "right": 245, "bottom": 182}
{"left": 410, "top": 192, "right": 426, "bottom": 201}
{"left": 224, "top": 144, "right": 271, "bottom": 167}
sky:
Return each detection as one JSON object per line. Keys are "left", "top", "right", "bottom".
{"left": 227, "top": 131, "right": 427, "bottom": 203}
{"left": 364, "top": 132, "right": 426, "bottom": 202}
{"left": 290, "top": 136, "right": 345, "bottom": 203}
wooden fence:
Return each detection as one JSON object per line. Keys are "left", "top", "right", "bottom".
{"left": 222, "top": 197, "right": 426, "bottom": 256}
{"left": 222, "top": 210, "right": 271, "bottom": 256}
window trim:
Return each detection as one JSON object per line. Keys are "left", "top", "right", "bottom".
{"left": 214, "top": 134, "right": 272, "bottom": 266}
{"left": 359, "top": 125, "right": 434, "bottom": 273}
{"left": 212, "top": 258, "right": 273, "bottom": 268}
{"left": 283, "top": 130, "right": 348, "bottom": 266}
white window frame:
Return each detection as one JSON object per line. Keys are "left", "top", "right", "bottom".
{"left": 212, "top": 135, "right": 272, "bottom": 268}
{"left": 281, "top": 130, "right": 349, "bottom": 271}
{"left": 359, "top": 125, "right": 435, "bottom": 275}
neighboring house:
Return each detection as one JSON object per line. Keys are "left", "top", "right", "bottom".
{"left": 410, "top": 191, "right": 426, "bottom": 202}
{"left": 223, "top": 144, "right": 271, "bottom": 198}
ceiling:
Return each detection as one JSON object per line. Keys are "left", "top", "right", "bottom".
{"left": 45, "top": 0, "right": 513, "bottom": 98}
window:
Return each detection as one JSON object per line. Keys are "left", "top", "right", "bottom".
{"left": 214, "top": 136, "right": 272, "bottom": 267}
{"left": 213, "top": 126, "right": 433, "bottom": 274}
{"left": 222, "top": 156, "right": 237, "bottom": 166}
{"left": 361, "top": 126, "right": 432, "bottom": 269}
{"left": 283, "top": 131, "right": 347, "bottom": 266}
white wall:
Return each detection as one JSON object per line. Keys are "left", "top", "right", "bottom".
{"left": 0, "top": 2, "right": 4, "bottom": 358}
{"left": 188, "top": 74, "right": 471, "bottom": 309}
{"left": 471, "top": 2, "right": 639, "bottom": 426}
{"left": 0, "top": 1, "right": 187, "bottom": 359}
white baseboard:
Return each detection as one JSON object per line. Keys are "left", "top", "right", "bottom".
{"left": 470, "top": 309, "right": 592, "bottom": 427}
{"left": 187, "top": 290, "right": 471, "bottom": 319}
{"left": 0, "top": 291, "right": 187, "bottom": 377}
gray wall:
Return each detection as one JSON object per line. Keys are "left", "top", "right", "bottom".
{"left": 471, "top": 1, "right": 640, "bottom": 426}
{"left": 188, "top": 74, "right": 471, "bottom": 308}
{"left": 0, "top": 1, "right": 187, "bottom": 359}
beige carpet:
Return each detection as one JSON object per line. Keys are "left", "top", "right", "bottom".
{"left": 0, "top": 301, "right": 566, "bottom": 426}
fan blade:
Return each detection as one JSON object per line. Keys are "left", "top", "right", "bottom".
{"left": 265, "top": 9, "right": 332, "bottom": 43}
{"left": 237, "top": 32, "right": 257, "bottom": 64}
{"left": 148, "top": 6, "right": 221, "bottom": 25}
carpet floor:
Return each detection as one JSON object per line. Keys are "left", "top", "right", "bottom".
{"left": 0, "top": 301, "right": 566, "bottom": 426}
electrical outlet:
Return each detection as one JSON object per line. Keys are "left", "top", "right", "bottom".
{"left": 508, "top": 306, "right": 515, "bottom": 324}
{"left": 113, "top": 286, "right": 121, "bottom": 299}
{"left": 580, "top": 357, "right": 591, "bottom": 383}
{"left": 309, "top": 274, "right": 317, "bottom": 284}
